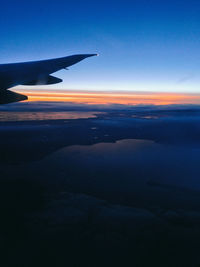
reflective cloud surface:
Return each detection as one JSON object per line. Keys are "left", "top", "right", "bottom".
{"left": 1, "top": 100, "right": 200, "bottom": 266}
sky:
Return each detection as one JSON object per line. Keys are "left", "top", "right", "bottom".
{"left": 1, "top": 0, "right": 200, "bottom": 93}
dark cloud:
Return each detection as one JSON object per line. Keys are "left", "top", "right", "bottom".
{"left": 1, "top": 103, "right": 200, "bottom": 266}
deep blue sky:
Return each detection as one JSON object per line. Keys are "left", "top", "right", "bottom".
{"left": 1, "top": 0, "right": 200, "bottom": 92}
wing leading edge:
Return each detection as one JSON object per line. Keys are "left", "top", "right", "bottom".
{"left": 0, "top": 54, "right": 98, "bottom": 104}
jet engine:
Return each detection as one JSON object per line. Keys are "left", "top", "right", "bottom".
{"left": 22, "top": 75, "right": 62, "bottom": 85}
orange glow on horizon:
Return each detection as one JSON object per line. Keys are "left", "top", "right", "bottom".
{"left": 16, "top": 90, "right": 200, "bottom": 106}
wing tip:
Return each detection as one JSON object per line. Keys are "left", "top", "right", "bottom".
{"left": 83, "top": 53, "right": 99, "bottom": 58}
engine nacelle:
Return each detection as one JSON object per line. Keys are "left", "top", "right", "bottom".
{"left": 22, "top": 75, "right": 62, "bottom": 86}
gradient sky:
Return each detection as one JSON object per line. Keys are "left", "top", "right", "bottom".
{"left": 1, "top": 0, "right": 200, "bottom": 93}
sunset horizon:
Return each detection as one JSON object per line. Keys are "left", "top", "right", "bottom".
{"left": 14, "top": 88, "right": 200, "bottom": 105}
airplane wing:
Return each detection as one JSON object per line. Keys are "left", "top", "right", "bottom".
{"left": 0, "top": 54, "right": 97, "bottom": 104}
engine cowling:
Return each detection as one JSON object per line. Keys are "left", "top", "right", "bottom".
{"left": 22, "top": 75, "right": 62, "bottom": 85}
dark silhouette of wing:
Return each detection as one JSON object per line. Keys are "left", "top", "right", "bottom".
{"left": 0, "top": 54, "right": 97, "bottom": 104}
{"left": 0, "top": 90, "right": 28, "bottom": 104}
